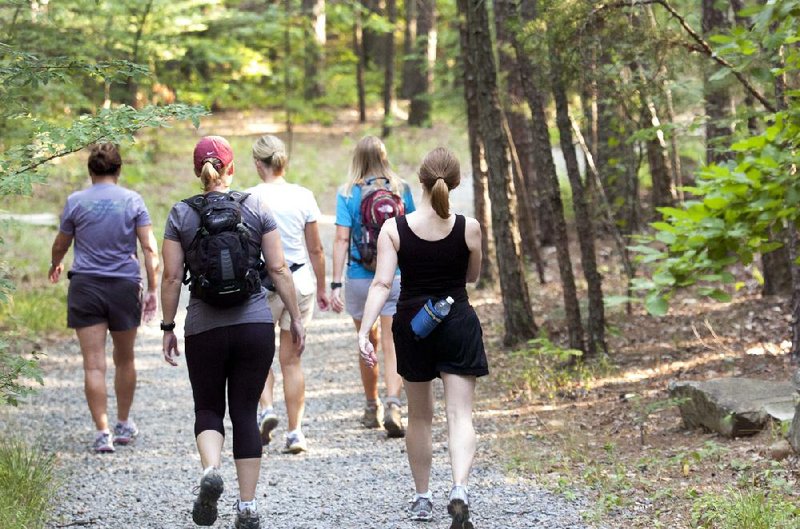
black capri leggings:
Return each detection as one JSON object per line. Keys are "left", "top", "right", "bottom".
{"left": 185, "top": 323, "right": 275, "bottom": 460}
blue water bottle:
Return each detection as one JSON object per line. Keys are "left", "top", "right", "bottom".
{"left": 411, "top": 296, "right": 454, "bottom": 340}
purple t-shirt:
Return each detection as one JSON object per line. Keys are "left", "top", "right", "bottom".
{"left": 59, "top": 183, "right": 151, "bottom": 282}
{"left": 164, "top": 192, "right": 278, "bottom": 336}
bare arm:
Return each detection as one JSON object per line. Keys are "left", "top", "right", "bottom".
{"left": 464, "top": 217, "right": 483, "bottom": 284}
{"left": 331, "top": 224, "right": 351, "bottom": 313}
{"left": 304, "top": 221, "right": 329, "bottom": 311}
{"left": 160, "top": 238, "right": 184, "bottom": 366}
{"left": 136, "top": 224, "right": 160, "bottom": 322}
{"left": 263, "top": 229, "right": 306, "bottom": 353}
{"left": 357, "top": 220, "right": 399, "bottom": 367}
{"left": 48, "top": 231, "right": 73, "bottom": 283}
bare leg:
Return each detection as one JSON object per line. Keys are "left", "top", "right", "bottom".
{"left": 379, "top": 315, "right": 403, "bottom": 399}
{"left": 234, "top": 458, "right": 261, "bottom": 502}
{"left": 405, "top": 380, "right": 434, "bottom": 493}
{"left": 110, "top": 328, "right": 137, "bottom": 423}
{"left": 196, "top": 430, "right": 224, "bottom": 469}
{"left": 277, "top": 329, "right": 305, "bottom": 431}
{"left": 442, "top": 373, "right": 477, "bottom": 486}
{"left": 76, "top": 323, "right": 110, "bottom": 431}
{"left": 353, "top": 318, "right": 379, "bottom": 401}
{"left": 259, "top": 369, "right": 276, "bottom": 410}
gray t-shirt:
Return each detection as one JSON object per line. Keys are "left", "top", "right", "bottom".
{"left": 59, "top": 183, "right": 151, "bottom": 282}
{"left": 164, "top": 191, "right": 278, "bottom": 336}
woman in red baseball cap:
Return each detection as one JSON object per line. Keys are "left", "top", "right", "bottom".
{"left": 160, "top": 135, "right": 305, "bottom": 529}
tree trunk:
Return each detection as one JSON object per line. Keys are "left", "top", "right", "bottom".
{"left": 362, "top": 0, "right": 385, "bottom": 67}
{"left": 552, "top": 54, "right": 606, "bottom": 357}
{"left": 459, "top": 0, "right": 538, "bottom": 345}
{"left": 382, "top": 0, "right": 397, "bottom": 137}
{"left": 457, "top": 6, "right": 496, "bottom": 288}
{"left": 126, "top": 0, "right": 154, "bottom": 108}
{"left": 494, "top": 0, "right": 544, "bottom": 258}
{"left": 408, "top": 0, "right": 435, "bottom": 127}
{"left": 302, "top": 0, "right": 326, "bottom": 100}
{"left": 702, "top": 0, "right": 734, "bottom": 165}
{"left": 400, "top": 0, "right": 417, "bottom": 99}
{"left": 353, "top": 6, "right": 367, "bottom": 123}
{"left": 511, "top": 0, "right": 585, "bottom": 352}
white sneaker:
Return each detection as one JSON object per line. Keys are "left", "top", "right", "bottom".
{"left": 282, "top": 431, "right": 307, "bottom": 454}
{"left": 258, "top": 411, "right": 279, "bottom": 446}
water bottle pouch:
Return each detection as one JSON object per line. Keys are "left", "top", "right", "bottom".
{"left": 422, "top": 301, "right": 443, "bottom": 324}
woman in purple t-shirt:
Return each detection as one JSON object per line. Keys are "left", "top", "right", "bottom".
{"left": 49, "top": 143, "right": 159, "bottom": 454}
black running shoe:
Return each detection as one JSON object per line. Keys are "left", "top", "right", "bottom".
{"left": 192, "top": 469, "right": 224, "bottom": 526}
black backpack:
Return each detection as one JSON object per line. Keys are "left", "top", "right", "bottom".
{"left": 182, "top": 191, "right": 262, "bottom": 308}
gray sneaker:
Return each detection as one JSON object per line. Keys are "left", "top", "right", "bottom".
{"left": 192, "top": 469, "right": 224, "bottom": 526}
{"left": 234, "top": 502, "right": 261, "bottom": 529}
{"left": 447, "top": 486, "right": 473, "bottom": 529}
{"left": 282, "top": 431, "right": 308, "bottom": 454}
{"left": 92, "top": 431, "right": 115, "bottom": 454}
{"left": 383, "top": 402, "right": 406, "bottom": 438}
{"left": 361, "top": 400, "right": 383, "bottom": 429}
{"left": 113, "top": 420, "right": 138, "bottom": 445}
{"left": 258, "top": 411, "right": 279, "bottom": 446}
{"left": 408, "top": 495, "right": 434, "bottom": 521}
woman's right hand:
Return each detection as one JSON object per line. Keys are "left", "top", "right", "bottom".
{"left": 163, "top": 332, "right": 180, "bottom": 366}
{"left": 331, "top": 287, "right": 344, "bottom": 313}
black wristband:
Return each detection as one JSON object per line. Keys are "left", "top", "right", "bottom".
{"left": 330, "top": 282, "right": 343, "bottom": 290}
{"left": 160, "top": 321, "right": 176, "bottom": 332}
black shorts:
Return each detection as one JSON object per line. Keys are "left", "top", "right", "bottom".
{"left": 392, "top": 300, "right": 489, "bottom": 382}
{"left": 67, "top": 274, "right": 142, "bottom": 331}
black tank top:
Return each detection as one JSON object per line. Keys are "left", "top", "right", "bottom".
{"left": 396, "top": 214, "right": 470, "bottom": 309}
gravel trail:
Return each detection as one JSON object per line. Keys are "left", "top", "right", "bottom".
{"left": 4, "top": 212, "right": 595, "bottom": 529}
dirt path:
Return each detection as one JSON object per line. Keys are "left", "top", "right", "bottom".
{"left": 4, "top": 205, "right": 595, "bottom": 529}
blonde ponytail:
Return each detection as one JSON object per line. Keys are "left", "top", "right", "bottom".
{"left": 200, "top": 160, "right": 224, "bottom": 190}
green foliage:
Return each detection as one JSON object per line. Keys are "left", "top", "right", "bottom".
{"left": 0, "top": 437, "right": 57, "bottom": 529}
{"left": 632, "top": 2, "right": 800, "bottom": 313}
{"left": 512, "top": 335, "right": 611, "bottom": 400}
{"left": 691, "top": 488, "right": 800, "bottom": 529}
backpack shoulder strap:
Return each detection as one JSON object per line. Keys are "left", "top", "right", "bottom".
{"left": 181, "top": 194, "right": 206, "bottom": 213}
{"left": 227, "top": 190, "right": 250, "bottom": 204}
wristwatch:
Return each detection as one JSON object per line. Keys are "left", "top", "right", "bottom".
{"left": 330, "top": 282, "right": 343, "bottom": 290}
{"left": 160, "top": 321, "right": 176, "bottom": 332}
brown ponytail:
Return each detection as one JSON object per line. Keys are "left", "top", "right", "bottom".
{"left": 418, "top": 147, "right": 461, "bottom": 219}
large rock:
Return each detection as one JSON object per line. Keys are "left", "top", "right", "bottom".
{"left": 790, "top": 402, "right": 800, "bottom": 453}
{"left": 669, "top": 378, "right": 796, "bottom": 437}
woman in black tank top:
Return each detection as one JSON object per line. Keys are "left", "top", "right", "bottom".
{"left": 358, "top": 148, "right": 487, "bottom": 529}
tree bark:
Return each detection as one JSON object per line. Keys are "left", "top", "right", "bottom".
{"left": 511, "top": 0, "right": 585, "bottom": 352}
{"left": 494, "top": 0, "right": 545, "bottom": 258}
{"left": 408, "top": 0, "right": 435, "bottom": 127}
{"left": 302, "top": 0, "right": 326, "bottom": 100}
{"left": 552, "top": 54, "right": 606, "bottom": 357}
{"left": 459, "top": 0, "right": 538, "bottom": 345}
{"left": 382, "top": 0, "right": 397, "bottom": 137}
{"left": 127, "top": 0, "right": 154, "bottom": 108}
{"left": 400, "top": 0, "right": 417, "bottom": 99}
{"left": 353, "top": 6, "right": 367, "bottom": 123}
{"left": 457, "top": 6, "right": 496, "bottom": 288}
{"left": 702, "top": 0, "right": 734, "bottom": 165}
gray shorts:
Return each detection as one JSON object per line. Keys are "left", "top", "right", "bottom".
{"left": 67, "top": 273, "right": 142, "bottom": 331}
{"left": 345, "top": 276, "right": 401, "bottom": 320}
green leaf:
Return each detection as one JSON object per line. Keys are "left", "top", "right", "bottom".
{"left": 645, "top": 293, "right": 669, "bottom": 316}
{"left": 703, "top": 196, "right": 729, "bottom": 210}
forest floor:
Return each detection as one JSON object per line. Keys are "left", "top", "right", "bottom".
{"left": 474, "top": 244, "right": 800, "bottom": 527}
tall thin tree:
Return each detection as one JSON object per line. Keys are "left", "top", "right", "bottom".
{"left": 459, "top": 0, "right": 538, "bottom": 344}
{"left": 302, "top": 0, "right": 325, "bottom": 100}
{"left": 382, "top": 0, "right": 396, "bottom": 137}
{"left": 408, "top": 0, "right": 435, "bottom": 126}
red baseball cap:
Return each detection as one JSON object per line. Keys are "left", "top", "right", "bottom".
{"left": 193, "top": 136, "right": 234, "bottom": 173}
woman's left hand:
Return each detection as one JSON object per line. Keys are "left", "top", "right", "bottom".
{"left": 358, "top": 333, "right": 377, "bottom": 367}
